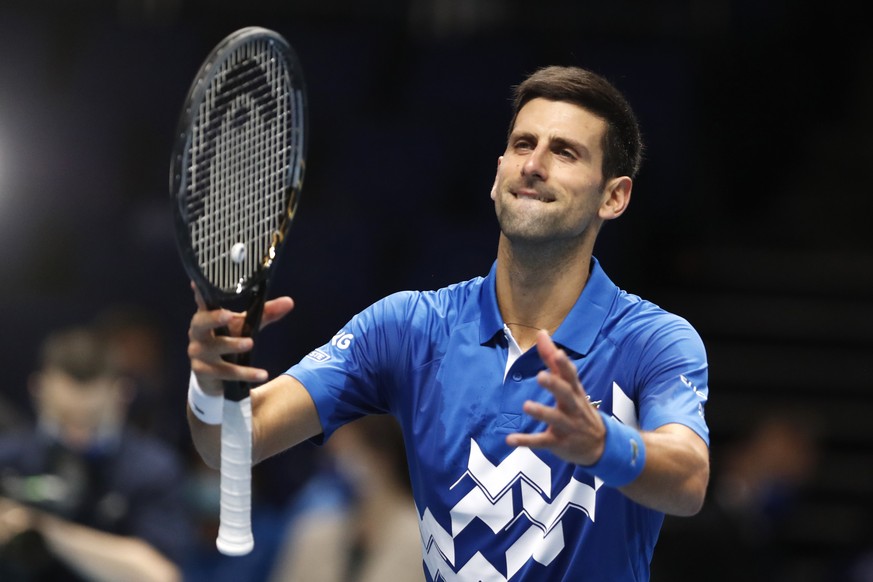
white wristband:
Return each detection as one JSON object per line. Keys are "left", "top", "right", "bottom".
{"left": 188, "top": 371, "right": 223, "bottom": 425}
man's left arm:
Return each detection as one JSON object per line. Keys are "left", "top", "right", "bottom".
{"left": 506, "top": 330, "right": 709, "bottom": 516}
{"left": 617, "top": 423, "right": 709, "bottom": 515}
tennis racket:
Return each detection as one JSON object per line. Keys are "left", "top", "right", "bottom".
{"left": 170, "top": 26, "right": 307, "bottom": 556}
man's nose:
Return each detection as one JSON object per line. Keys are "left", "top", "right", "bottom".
{"left": 522, "top": 145, "right": 548, "bottom": 181}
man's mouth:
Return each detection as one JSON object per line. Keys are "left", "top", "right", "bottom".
{"left": 512, "top": 188, "right": 555, "bottom": 203}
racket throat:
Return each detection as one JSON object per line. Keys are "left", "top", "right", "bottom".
{"left": 240, "top": 283, "right": 267, "bottom": 338}
{"left": 224, "top": 284, "right": 267, "bottom": 402}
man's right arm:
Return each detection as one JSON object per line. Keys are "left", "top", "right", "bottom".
{"left": 186, "top": 287, "right": 323, "bottom": 468}
{"left": 187, "top": 375, "right": 322, "bottom": 468}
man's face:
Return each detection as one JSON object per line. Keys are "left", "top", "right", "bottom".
{"left": 31, "top": 370, "right": 125, "bottom": 451}
{"left": 493, "top": 98, "right": 609, "bottom": 245}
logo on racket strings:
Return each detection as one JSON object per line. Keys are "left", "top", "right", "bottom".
{"left": 188, "top": 56, "right": 285, "bottom": 223}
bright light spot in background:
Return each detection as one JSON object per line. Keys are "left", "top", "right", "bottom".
{"left": 0, "top": 129, "right": 5, "bottom": 199}
{"left": 0, "top": 114, "right": 25, "bottom": 270}
{"left": 0, "top": 117, "right": 15, "bottom": 205}
{"left": 0, "top": 122, "right": 9, "bottom": 219}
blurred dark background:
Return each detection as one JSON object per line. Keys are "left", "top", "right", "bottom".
{"left": 0, "top": 1, "right": 871, "bottom": 580}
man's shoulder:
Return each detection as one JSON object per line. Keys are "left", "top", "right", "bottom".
{"left": 376, "top": 274, "right": 488, "bottom": 320}
{"left": 607, "top": 289, "right": 703, "bottom": 347}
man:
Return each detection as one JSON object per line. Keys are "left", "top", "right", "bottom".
{"left": 0, "top": 326, "right": 192, "bottom": 582}
{"left": 187, "top": 65, "right": 710, "bottom": 581}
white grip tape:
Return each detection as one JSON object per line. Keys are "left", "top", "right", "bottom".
{"left": 216, "top": 396, "right": 254, "bottom": 556}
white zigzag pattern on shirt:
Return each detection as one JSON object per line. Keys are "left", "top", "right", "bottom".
{"left": 418, "top": 439, "right": 603, "bottom": 581}
{"left": 419, "top": 382, "right": 640, "bottom": 580}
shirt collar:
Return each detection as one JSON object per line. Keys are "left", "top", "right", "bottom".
{"left": 478, "top": 261, "right": 504, "bottom": 344}
{"left": 478, "top": 257, "right": 618, "bottom": 356}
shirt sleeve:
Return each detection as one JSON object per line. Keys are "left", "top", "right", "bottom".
{"left": 285, "top": 291, "right": 415, "bottom": 442}
{"left": 634, "top": 315, "right": 710, "bottom": 446}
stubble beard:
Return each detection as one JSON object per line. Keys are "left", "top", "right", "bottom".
{"left": 496, "top": 186, "right": 589, "bottom": 248}
{"left": 495, "top": 179, "right": 561, "bottom": 242}
{"left": 497, "top": 208, "right": 559, "bottom": 245}
{"left": 495, "top": 185, "right": 601, "bottom": 269}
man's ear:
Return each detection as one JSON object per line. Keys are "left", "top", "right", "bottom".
{"left": 599, "top": 176, "right": 632, "bottom": 220}
{"left": 490, "top": 156, "right": 503, "bottom": 201}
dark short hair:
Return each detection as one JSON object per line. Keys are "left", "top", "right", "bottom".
{"left": 508, "top": 65, "right": 643, "bottom": 180}
{"left": 39, "top": 326, "right": 117, "bottom": 382}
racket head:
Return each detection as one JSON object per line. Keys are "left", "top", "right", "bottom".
{"left": 170, "top": 26, "right": 307, "bottom": 309}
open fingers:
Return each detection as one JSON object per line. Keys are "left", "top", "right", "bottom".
{"left": 536, "top": 369, "right": 584, "bottom": 417}
{"left": 505, "top": 428, "right": 557, "bottom": 450}
{"left": 190, "top": 282, "right": 294, "bottom": 333}
{"left": 535, "top": 335, "right": 591, "bottom": 417}
{"left": 520, "top": 399, "right": 576, "bottom": 434}
{"left": 188, "top": 333, "right": 253, "bottom": 360}
{"left": 191, "top": 355, "right": 268, "bottom": 384}
{"left": 538, "top": 371, "right": 601, "bottom": 430}
{"left": 188, "top": 282, "right": 267, "bottom": 388}
{"left": 188, "top": 328, "right": 267, "bottom": 387}
{"left": 188, "top": 282, "right": 250, "bottom": 337}
{"left": 187, "top": 282, "right": 290, "bottom": 388}
{"left": 536, "top": 331, "right": 585, "bottom": 389}
{"left": 260, "top": 296, "right": 295, "bottom": 329}
{"left": 508, "top": 332, "right": 607, "bottom": 463}
{"left": 191, "top": 281, "right": 207, "bottom": 310}
{"left": 189, "top": 307, "right": 233, "bottom": 340}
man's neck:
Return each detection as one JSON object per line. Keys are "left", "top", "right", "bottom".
{"left": 495, "top": 234, "right": 593, "bottom": 350}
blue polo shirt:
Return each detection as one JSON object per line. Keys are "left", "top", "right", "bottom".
{"left": 287, "top": 258, "right": 709, "bottom": 582}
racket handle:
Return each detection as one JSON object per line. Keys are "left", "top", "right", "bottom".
{"left": 216, "top": 396, "right": 254, "bottom": 556}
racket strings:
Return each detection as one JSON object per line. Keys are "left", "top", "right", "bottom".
{"left": 185, "top": 38, "right": 299, "bottom": 293}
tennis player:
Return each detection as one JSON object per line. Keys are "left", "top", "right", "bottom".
{"left": 187, "top": 65, "right": 710, "bottom": 581}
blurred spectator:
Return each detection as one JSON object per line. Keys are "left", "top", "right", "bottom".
{"left": 0, "top": 394, "right": 25, "bottom": 433}
{"left": 714, "top": 413, "right": 820, "bottom": 543}
{"left": 268, "top": 415, "right": 422, "bottom": 582}
{"left": 0, "top": 325, "right": 194, "bottom": 581}
{"left": 654, "top": 412, "right": 822, "bottom": 581}
{"left": 95, "top": 305, "right": 184, "bottom": 447}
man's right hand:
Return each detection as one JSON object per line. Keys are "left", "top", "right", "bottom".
{"left": 187, "top": 283, "right": 295, "bottom": 395}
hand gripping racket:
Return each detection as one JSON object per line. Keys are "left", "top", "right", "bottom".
{"left": 170, "top": 27, "right": 307, "bottom": 556}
